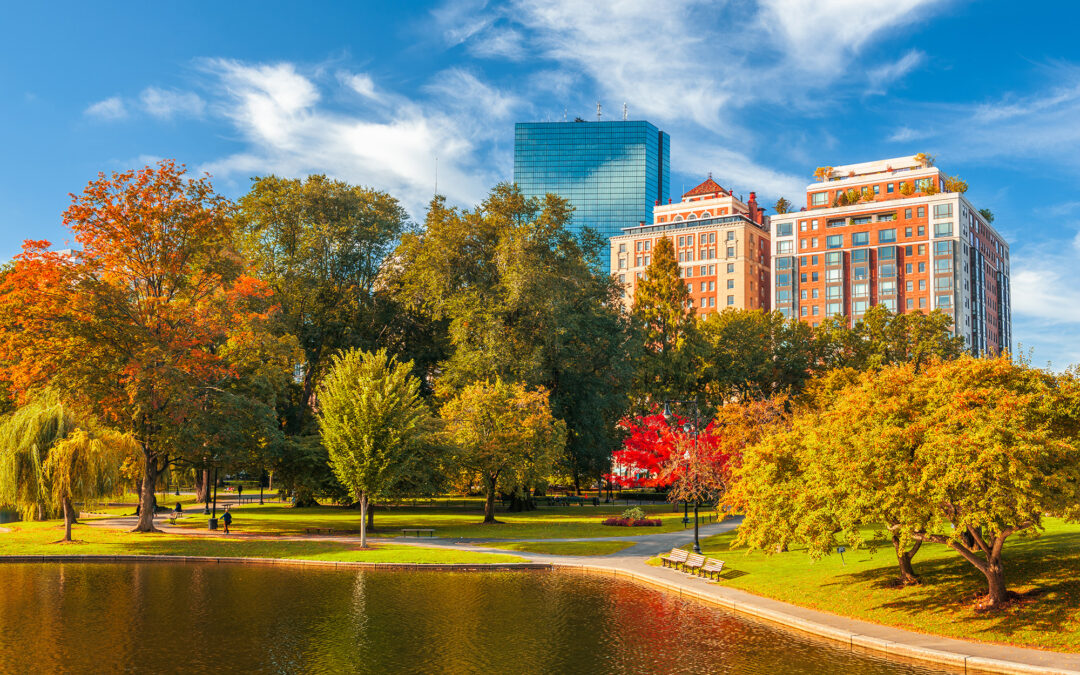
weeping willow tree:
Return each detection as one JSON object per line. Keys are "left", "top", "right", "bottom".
{"left": 0, "top": 393, "right": 137, "bottom": 541}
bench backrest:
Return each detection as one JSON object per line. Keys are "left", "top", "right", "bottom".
{"left": 703, "top": 558, "right": 724, "bottom": 570}
{"left": 685, "top": 553, "right": 706, "bottom": 567}
{"left": 668, "top": 548, "right": 689, "bottom": 562}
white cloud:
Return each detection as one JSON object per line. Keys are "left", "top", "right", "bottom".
{"left": 85, "top": 96, "right": 127, "bottom": 120}
{"left": 195, "top": 59, "right": 508, "bottom": 218}
{"left": 140, "top": 87, "right": 206, "bottom": 119}
{"left": 1009, "top": 228, "right": 1080, "bottom": 369}
{"left": 757, "top": 0, "right": 937, "bottom": 72}
{"left": 888, "top": 126, "right": 922, "bottom": 143}
{"left": 341, "top": 72, "right": 379, "bottom": 100}
{"left": 867, "top": 50, "right": 925, "bottom": 95}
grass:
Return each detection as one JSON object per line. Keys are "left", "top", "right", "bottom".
{"left": 168, "top": 501, "right": 697, "bottom": 539}
{"left": 0, "top": 520, "right": 525, "bottom": 565}
{"left": 480, "top": 540, "right": 637, "bottom": 556}
{"left": 654, "top": 518, "right": 1080, "bottom": 652}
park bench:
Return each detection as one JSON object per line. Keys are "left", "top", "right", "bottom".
{"left": 304, "top": 528, "right": 362, "bottom": 536}
{"left": 167, "top": 511, "right": 183, "bottom": 525}
{"left": 701, "top": 558, "right": 725, "bottom": 580}
{"left": 660, "top": 548, "right": 689, "bottom": 569}
{"left": 401, "top": 528, "right": 435, "bottom": 538}
{"left": 682, "top": 553, "right": 706, "bottom": 575}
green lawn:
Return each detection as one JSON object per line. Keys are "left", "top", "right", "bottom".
{"left": 0, "top": 520, "right": 525, "bottom": 565}
{"left": 658, "top": 519, "right": 1080, "bottom": 652}
{"left": 481, "top": 540, "right": 637, "bottom": 556}
{"left": 169, "top": 502, "right": 695, "bottom": 540}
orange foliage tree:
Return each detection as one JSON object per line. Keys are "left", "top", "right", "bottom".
{"left": 0, "top": 161, "right": 276, "bottom": 532}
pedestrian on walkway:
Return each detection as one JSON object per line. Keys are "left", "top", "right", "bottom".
{"left": 222, "top": 507, "right": 232, "bottom": 534}
{"left": 237, "top": 483, "right": 243, "bottom": 504}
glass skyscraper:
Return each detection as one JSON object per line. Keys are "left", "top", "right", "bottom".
{"left": 513, "top": 120, "right": 670, "bottom": 271}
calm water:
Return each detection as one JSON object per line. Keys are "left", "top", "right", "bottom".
{"left": 0, "top": 563, "right": 950, "bottom": 674}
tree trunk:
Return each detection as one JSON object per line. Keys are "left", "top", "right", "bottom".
{"left": 366, "top": 496, "right": 374, "bottom": 531}
{"left": 483, "top": 475, "right": 498, "bottom": 524}
{"left": 62, "top": 497, "right": 76, "bottom": 542}
{"left": 195, "top": 469, "right": 210, "bottom": 503}
{"left": 133, "top": 450, "right": 160, "bottom": 532}
{"left": 891, "top": 535, "right": 921, "bottom": 585}
{"left": 359, "top": 492, "right": 368, "bottom": 548}
{"left": 983, "top": 556, "right": 1010, "bottom": 607}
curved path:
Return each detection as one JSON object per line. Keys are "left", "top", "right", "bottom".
{"left": 72, "top": 514, "right": 1080, "bottom": 674}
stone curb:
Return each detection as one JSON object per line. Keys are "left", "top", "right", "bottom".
{"left": 552, "top": 563, "right": 1080, "bottom": 675}
{"left": 0, "top": 554, "right": 549, "bottom": 572}
{"left": 2, "top": 555, "right": 1075, "bottom": 674}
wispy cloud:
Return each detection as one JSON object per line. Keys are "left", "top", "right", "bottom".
{"left": 140, "top": 87, "right": 206, "bottom": 119}
{"left": 1009, "top": 227, "right": 1080, "bottom": 369}
{"left": 85, "top": 96, "right": 127, "bottom": 120}
{"left": 867, "top": 50, "right": 925, "bottom": 95}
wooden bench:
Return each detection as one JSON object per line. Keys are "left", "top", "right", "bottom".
{"left": 683, "top": 553, "right": 706, "bottom": 575}
{"left": 401, "top": 528, "right": 435, "bottom": 538}
{"left": 661, "top": 548, "right": 689, "bottom": 569}
{"left": 701, "top": 558, "right": 725, "bottom": 580}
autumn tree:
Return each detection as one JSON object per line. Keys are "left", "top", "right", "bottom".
{"left": 388, "top": 186, "right": 632, "bottom": 494}
{"left": 632, "top": 236, "right": 699, "bottom": 403}
{"left": 442, "top": 379, "right": 566, "bottom": 524}
{"left": 774, "top": 197, "right": 792, "bottom": 214}
{"left": 0, "top": 393, "right": 137, "bottom": 541}
{"left": 735, "top": 356, "right": 1080, "bottom": 606}
{"left": 0, "top": 161, "right": 276, "bottom": 531}
{"left": 317, "top": 349, "right": 440, "bottom": 546}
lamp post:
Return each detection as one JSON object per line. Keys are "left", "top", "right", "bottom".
{"left": 663, "top": 399, "right": 703, "bottom": 554}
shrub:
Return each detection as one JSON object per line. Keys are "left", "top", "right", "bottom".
{"left": 622, "top": 507, "right": 647, "bottom": 521}
{"left": 603, "top": 516, "right": 662, "bottom": 527}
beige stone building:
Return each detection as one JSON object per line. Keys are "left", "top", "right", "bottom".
{"left": 610, "top": 177, "right": 771, "bottom": 316}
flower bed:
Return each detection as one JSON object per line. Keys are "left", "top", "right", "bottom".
{"left": 602, "top": 517, "right": 662, "bottom": 527}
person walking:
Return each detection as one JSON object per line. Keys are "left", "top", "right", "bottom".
{"left": 222, "top": 507, "right": 233, "bottom": 534}
{"left": 237, "top": 483, "right": 243, "bottom": 504}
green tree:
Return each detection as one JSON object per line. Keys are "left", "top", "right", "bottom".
{"left": 774, "top": 197, "right": 792, "bottom": 214}
{"left": 442, "top": 379, "right": 566, "bottom": 524}
{"left": 388, "top": 185, "right": 632, "bottom": 495}
{"left": 979, "top": 208, "right": 995, "bottom": 223}
{"left": 317, "top": 349, "right": 438, "bottom": 546}
{"left": 698, "top": 309, "right": 816, "bottom": 399}
{"left": 0, "top": 393, "right": 136, "bottom": 541}
{"left": 812, "top": 305, "right": 963, "bottom": 373}
{"left": 236, "top": 175, "right": 412, "bottom": 430}
{"left": 632, "top": 235, "right": 699, "bottom": 402}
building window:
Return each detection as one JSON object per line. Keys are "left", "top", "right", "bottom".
{"left": 727, "top": 247, "right": 735, "bottom": 258}
{"left": 853, "top": 216, "right": 872, "bottom": 225}
{"left": 879, "top": 228, "right": 897, "bottom": 243}
{"left": 936, "top": 295, "right": 952, "bottom": 308}
{"left": 619, "top": 259, "right": 627, "bottom": 270}
{"left": 919, "top": 297, "right": 927, "bottom": 308}
{"left": 800, "top": 238, "right": 807, "bottom": 250}
{"left": 812, "top": 288, "right": 819, "bottom": 299}
{"left": 825, "top": 252, "right": 842, "bottom": 266}
{"left": 727, "top": 295, "right": 735, "bottom": 306}
{"left": 905, "top": 245, "right": 913, "bottom": 256}
{"left": 702, "top": 211, "right": 711, "bottom": 218}
{"left": 812, "top": 219, "right": 819, "bottom": 230}
{"left": 852, "top": 282, "right": 868, "bottom": 296}
{"left": 878, "top": 213, "right": 896, "bottom": 222}
{"left": 905, "top": 209, "right": 912, "bottom": 219}
{"left": 935, "top": 277, "right": 952, "bottom": 291}
{"left": 934, "top": 222, "right": 953, "bottom": 238}
{"left": 644, "top": 241, "right": 651, "bottom": 251}
{"left": 919, "top": 279, "right": 926, "bottom": 290}
{"left": 853, "top": 300, "right": 868, "bottom": 313}
{"left": 880, "top": 280, "right": 896, "bottom": 295}
{"left": 917, "top": 207, "right": 926, "bottom": 218}
{"left": 826, "top": 286, "right": 842, "bottom": 299}
{"left": 906, "top": 280, "right": 913, "bottom": 291}
{"left": 811, "top": 192, "right": 827, "bottom": 206}
{"left": 878, "top": 246, "right": 895, "bottom": 260}
{"left": 852, "top": 232, "right": 869, "bottom": 247}
{"left": 709, "top": 233, "right": 716, "bottom": 243}
{"left": 727, "top": 231, "right": 735, "bottom": 241}
{"left": 777, "top": 241, "right": 793, "bottom": 254}
{"left": 826, "top": 235, "right": 842, "bottom": 249}
{"left": 934, "top": 241, "right": 952, "bottom": 255}
{"left": 800, "top": 306, "right": 808, "bottom": 317}
{"left": 907, "top": 298, "right": 914, "bottom": 309}
{"left": 727, "top": 279, "right": 735, "bottom": 289}
{"left": 934, "top": 259, "right": 952, "bottom": 273}
{"left": 813, "top": 305, "right": 820, "bottom": 316}
{"left": 887, "top": 183, "right": 895, "bottom": 193}
{"left": 873, "top": 185, "right": 881, "bottom": 194}
{"left": 826, "top": 268, "right": 842, "bottom": 283}
{"left": 800, "top": 221, "right": 808, "bottom": 232}
{"left": 777, "top": 222, "right": 793, "bottom": 237}
{"left": 905, "top": 263, "right": 912, "bottom": 274}
{"left": 619, "top": 243, "right": 627, "bottom": 253}
{"left": 727, "top": 263, "right": 734, "bottom": 273}
{"left": 827, "top": 302, "right": 841, "bottom": 314}
{"left": 934, "top": 204, "right": 953, "bottom": 218}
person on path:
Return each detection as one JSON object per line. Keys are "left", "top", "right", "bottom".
{"left": 237, "top": 483, "right": 243, "bottom": 504}
{"left": 222, "top": 507, "right": 232, "bottom": 534}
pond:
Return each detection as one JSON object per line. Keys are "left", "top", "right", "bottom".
{"left": 0, "top": 563, "right": 950, "bottom": 674}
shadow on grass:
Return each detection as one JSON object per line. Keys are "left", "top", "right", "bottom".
{"left": 824, "top": 530, "right": 1080, "bottom": 640}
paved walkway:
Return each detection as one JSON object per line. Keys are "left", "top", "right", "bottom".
{"left": 78, "top": 513, "right": 1080, "bottom": 674}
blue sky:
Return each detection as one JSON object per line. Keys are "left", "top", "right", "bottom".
{"left": 2, "top": 0, "right": 1079, "bottom": 367}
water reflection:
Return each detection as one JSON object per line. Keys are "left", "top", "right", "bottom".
{"left": 0, "top": 563, "right": 950, "bottom": 674}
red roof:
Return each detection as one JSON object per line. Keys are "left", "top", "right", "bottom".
{"left": 682, "top": 177, "right": 727, "bottom": 199}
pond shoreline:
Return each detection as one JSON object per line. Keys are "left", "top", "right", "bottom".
{"left": 3, "top": 554, "right": 1076, "bottom": 675}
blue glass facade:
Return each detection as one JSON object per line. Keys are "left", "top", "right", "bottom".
{"left": 514, "top": 121, "right": 670, "bottom": 271}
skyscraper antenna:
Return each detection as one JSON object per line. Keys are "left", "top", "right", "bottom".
{"left": 596, "top": 101, "right": 602, "bottom": 121}
{"left": 623, "top": 102, "right": 628, "bottom": 121}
